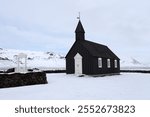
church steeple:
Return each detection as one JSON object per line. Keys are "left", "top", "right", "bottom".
{"left": 75, "top": 20, "right": 85, "bottom": 41}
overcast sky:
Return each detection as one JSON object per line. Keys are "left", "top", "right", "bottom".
{"left": 0, "top": 0, "right": 150, "bottom": 61}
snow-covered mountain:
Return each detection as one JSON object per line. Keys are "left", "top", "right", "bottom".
{"left": 0, "top": 48, "right": 150, "bottom": 71}
{"left": 0, "top": 48, "right": 65, "bottom": 70}
{"left": 120, "top": 57, "right": 150, "bottom": 70}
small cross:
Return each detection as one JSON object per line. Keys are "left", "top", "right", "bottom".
{"left": 77, "top": 12, "right": 81, "bottom": 20}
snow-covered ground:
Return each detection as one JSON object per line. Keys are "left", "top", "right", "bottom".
{"left": 0, "top": 73, "right": 150, "bottom": 100}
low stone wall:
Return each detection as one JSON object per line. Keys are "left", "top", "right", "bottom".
{"left": 0, "top": 72, "right": 47, "bottom": 88}
{"left": 43, "top": 70, "right": 66, "bottom": 73}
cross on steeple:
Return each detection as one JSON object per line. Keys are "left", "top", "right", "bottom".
{"left": 77, "top": 12, "right": 81, "bottom": 20}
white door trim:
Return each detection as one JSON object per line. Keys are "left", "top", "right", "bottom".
{"left": 74, "top": 53, "right": 82, "bottom": 75}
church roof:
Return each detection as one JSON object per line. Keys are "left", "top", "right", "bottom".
{"left": 66, "top": 20, "right": 119, "bottom": 60}
{"left": 75, "top": 20, "right": 85, "bottom": 33}
{"left": 79, "top": 40, "right": 119, "bottom": 59}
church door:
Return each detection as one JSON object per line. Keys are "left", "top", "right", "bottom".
{"left": 74, "top": 53, "right": 82, "bottom": 75}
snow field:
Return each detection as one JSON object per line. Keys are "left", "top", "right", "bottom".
{"left": 0, "top": 73, "right": 150, "bottom": 100}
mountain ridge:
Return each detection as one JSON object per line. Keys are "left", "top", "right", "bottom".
{"left": 0, "top": 48, "right": 149, "bottom": 70}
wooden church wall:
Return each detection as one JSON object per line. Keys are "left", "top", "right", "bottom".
{"left": 66, "top": 42, "right": 93, "bottom": 74}
{"left": 89, "top": 58, "right": 120, "bottom": 75}
{"left": 91, "top": 57, "right": 107, "bottom": 74}
{"left": 66, "top": 41, "right": 120, "bottom": 74}
{"left": 66, "top": 58, "right": 74, "bottom": 74}
{"left": 66, "top": 42, "right": 84, "bottom": 74}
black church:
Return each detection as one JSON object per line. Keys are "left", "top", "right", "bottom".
{"left": 66, "top": 20, "right": 120, "bottom": 75}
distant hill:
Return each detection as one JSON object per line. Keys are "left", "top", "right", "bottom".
{"left": 0, "top": 48, "right": 65, "bottom": 70}
{"left": 0, "top": 48, "right": 150, "bottom": 71}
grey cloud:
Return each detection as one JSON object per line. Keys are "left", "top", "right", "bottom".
{"left": 0, "top": 0, "right": 150, "bottom": 61}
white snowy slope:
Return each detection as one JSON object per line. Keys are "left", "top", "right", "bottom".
{"left": 0, "top": 73, "right": 150, "bottom": 100}
{"left": 120, "top": 57, "right": 150, "bottom": 70}
{"left": 0, "top": 48, "right": 65, "bottom": 70}
{"left": 0, "top": 48, "right": 150, "bottom": 70}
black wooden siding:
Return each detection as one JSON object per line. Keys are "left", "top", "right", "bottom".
{"left": 66, "top": 42, "right": 120, "bottom": 74}
{"left": 88, "top": 57, "right": 120, "bottom": 75}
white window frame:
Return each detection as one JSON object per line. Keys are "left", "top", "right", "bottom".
{"left": 98, "top": 58, "right": 102, "bottom": 68}
{"left": 114, "top": 60, "right": 117, "bottom": 68}
{"left": 107, "top": 59, "right": 111, "bottom": 68}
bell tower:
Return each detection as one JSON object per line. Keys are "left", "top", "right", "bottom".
{"left": 75, "top": 20, "right": 85, "bottom": 41}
